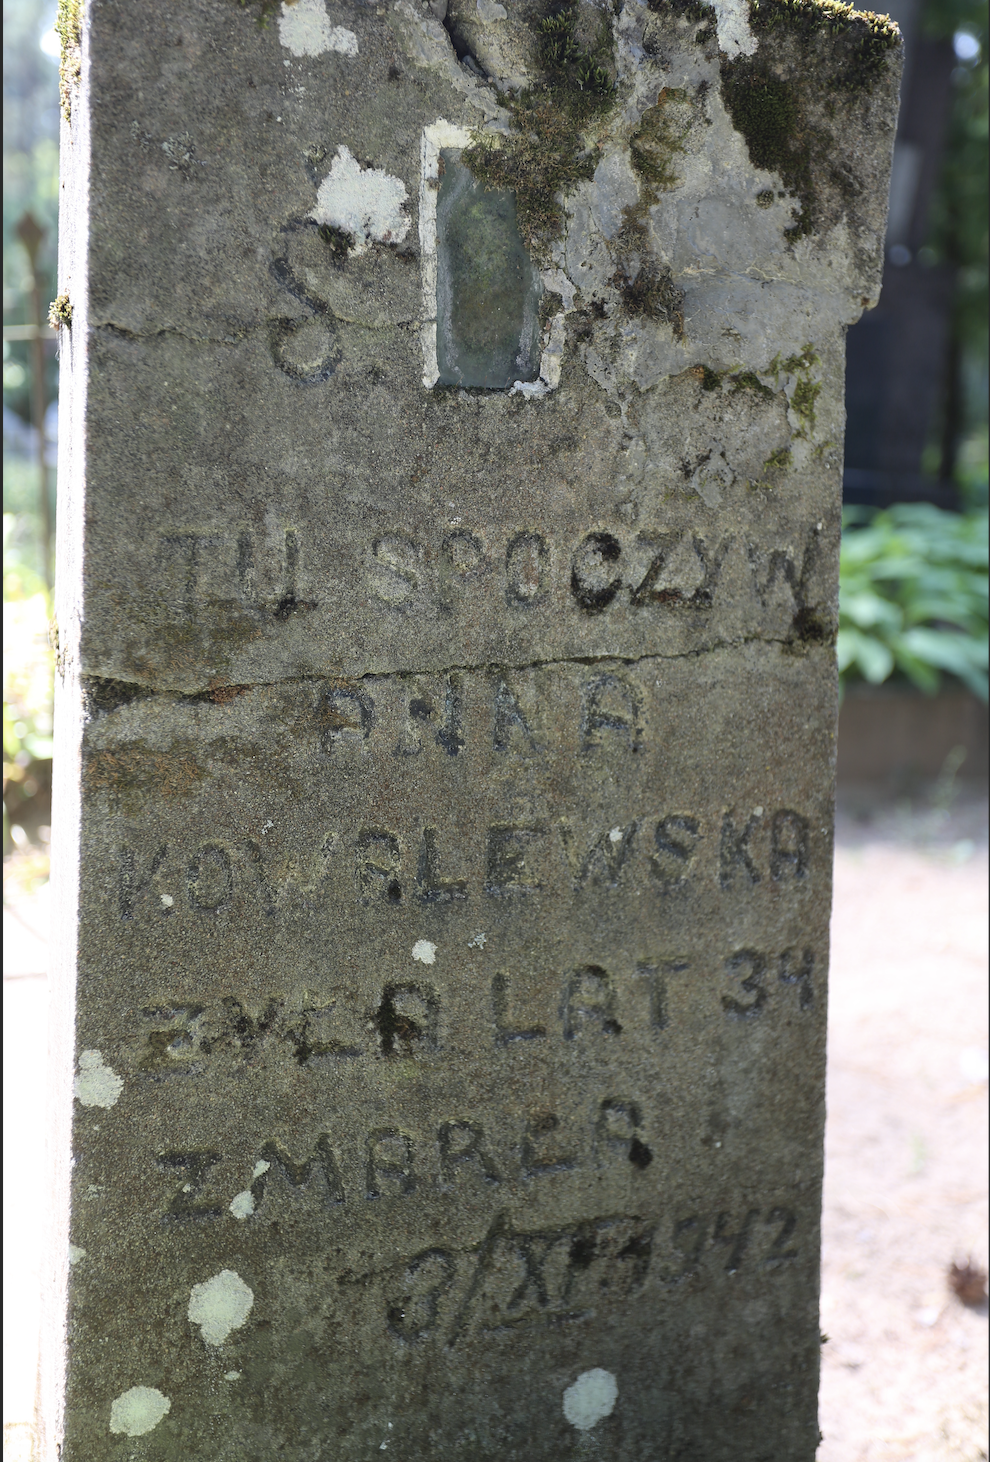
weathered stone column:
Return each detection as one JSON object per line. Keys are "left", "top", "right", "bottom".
{"left": 47, "top": 0, "right": 899, "bottom": 1455}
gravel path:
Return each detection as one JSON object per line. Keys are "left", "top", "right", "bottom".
{"left": 820, "top": 794, "right": 988, "bottom": 1461}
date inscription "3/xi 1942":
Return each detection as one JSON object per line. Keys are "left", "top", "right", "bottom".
{"left": 381, "top": 1202, "right": 802, "bottom": 1347}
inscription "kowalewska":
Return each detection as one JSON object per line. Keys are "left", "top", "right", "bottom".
{"left": 117, "top": 807, "right": 811, "bottom": 918}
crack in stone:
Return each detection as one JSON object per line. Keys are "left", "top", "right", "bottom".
{"left": 80, "top": 631, "right": 832, "bottom": 710}
{"left": 95, "top": 312, "right": 418, "bottom": 346}
{"left": 95, "top": 320, "right": 260, "bottom": 346}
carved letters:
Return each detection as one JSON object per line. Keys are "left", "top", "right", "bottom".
{"left": 148, "top": 522, "right": 822, "bottom": 629}
{"left": 115, "top": 806, "right": 815, "bottom": 921}
{"left": 223, "top": 1201, "right": 802, "bottom": 1344}
{"left": 132, "top": 947, "right": 814, "bottom": 1090}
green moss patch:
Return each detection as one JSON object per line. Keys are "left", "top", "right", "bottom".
{"left": 55, "top": 0, "right": 82, "bottom": 122}
{"left": 462, "top": 2, "right": 617, "bottom": 260}
{"left": 719, "top": 65, "right": 819, "bottom": 234}
{"left": 612, "top": 222, "right": 685, "bottom": 337}
{"left": 648, "top": 0, "right": 717, "bottom": 25}
{"left": 732, "top": 370, "right": 775, "bottom": 399}
{"left": 317, "top": 224, "right": 355, "bottom": 261}
{"left": 749, "top": 0, "right": 899, "bottom": 90}
{"left": 629, "top": 88, "right": 693, "bottom": 203}
{"left": 721, "top": 1, "right": 899, "bottom": 236}
{"left": 48, "top": 293, "right": 72, "bottom": 328}
{"left": 233, "top": 0, "right": 282, "bottom": 28}
{"left": 791, "top": 375, "right": 822, "bottom": 429}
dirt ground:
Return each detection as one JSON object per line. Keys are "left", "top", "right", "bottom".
{"left": 3, "top": 786, "right": 988, "bottom": 1461}
{"left": 819, "top": 786, "right": 988, "bottom": 1462}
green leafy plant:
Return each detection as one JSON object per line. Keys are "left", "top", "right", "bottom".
{"left": 838, "top": 503, "right": 989, "bottom": 699}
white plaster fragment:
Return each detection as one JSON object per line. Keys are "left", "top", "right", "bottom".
{"left": 188, "top": 1269, "right": 254, "bottom": 1346}
{"left": 74, "top": 1050, "right": 124, "bottom": 1109}
{"left": 412, "top": 939, "right": 437, "bottom": 965}
{"left": 476, "top": 0, "right": 507, "bottom": 18}
{"left": 562, "top": 1369, "right": 619, "bottom": 1431}
{"left": 68, "top": 1245, "right": 86, "bottom": 1266}
{"left": 311, "top": 145, "right": 410, "bottom": 255}
{"left": 109, "top": 1387, "right": 171, "bottom": 1437}
{"left": 278, "top": 0, "right": 359, "bottom": 58}
{"left": 229, "top": 1190, "right": 255, "bottom": 1220}
{"left": 711, "top": 0, "right": 757, "bottom": 56}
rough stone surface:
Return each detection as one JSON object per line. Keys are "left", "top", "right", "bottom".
{"left": 46, "top": 0, "right": 899, "bottom": 1457}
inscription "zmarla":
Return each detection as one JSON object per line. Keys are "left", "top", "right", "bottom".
{"left": 118, "top": 807, "right": 811, "bottom": 918}
{"left": 155, "top": 1110, "right": 804, "bottom": 1252}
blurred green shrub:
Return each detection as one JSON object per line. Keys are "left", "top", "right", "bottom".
{"left": 838, "top": 503, "right": 989, "bottom": 700}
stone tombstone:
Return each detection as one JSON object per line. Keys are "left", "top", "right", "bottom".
{"left": 46, "top": 0, "right": 899, "bottom": 1455}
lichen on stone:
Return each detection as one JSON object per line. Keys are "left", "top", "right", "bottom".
{"left": 629, "top": 88, "right": 693, "bottom": 204}
{"left": 461, "top": 1, "right": 618, "bottom": 261}
{"left": 720, "top": 0, "right": 900, "bottom": 236}
{"left": 49, "top": 293, "right": 73, "bottom": 328}
{"left": 55, "top": 0, "right": 82, "bottom": 122}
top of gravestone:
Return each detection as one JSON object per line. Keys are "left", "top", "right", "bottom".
{"left": 62, "top": 0, "right": 900, "bottom": 693}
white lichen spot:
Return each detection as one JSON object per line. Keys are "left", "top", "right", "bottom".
{"left": 229, "top": 1190, "right": 255, "bottom": 1220}
{"left": 160, "top": 893, "right": 174, "bottom": 908}
{"left": 562, "top": 1369, "right": 618, "bottom": 1431}
{"left": 74, "top": 1050, "right": 124, "bottom": 1109}
{"left": 109, "top": 1386, "right": 171, "bottom": 1438}
{"left": 278, "top": 0, "right": 358, "bottom": 58}
{"left": 412, "top": 939, "right": 437, "bottom": 965}
{"left": 476, "top": 0, "right": 507, "bottom": 19}
{"left": 467, "top": 932, "right": 487, "bottom": 949}
{"left": 68, "top": 1245, "right": 86, "bottom": 1266}
{"left": 711, "top": 0, "right": 757, "bottom": 56}
{"left": 229, "top": 1162, "right": 269, "bottom": 1217}
{"left": 187, "top": 1269, "right": 254, "bottom": 1346}
{"left": 224, "top": 1371, "right": 243, "bottom": 1382}
{"left": 609, "top": 827, "right": 623, "bottom": 844}
{"left": 753, "top": 806, "right": 764, "bottom": 817}
{"left": 311, "top": 145, "right": 410, "bottom": 255}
